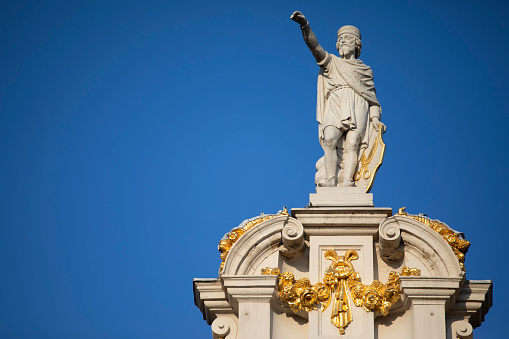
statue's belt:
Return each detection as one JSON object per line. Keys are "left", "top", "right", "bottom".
{"left": 325, "top": 85, "right": 350, "bottom": 99}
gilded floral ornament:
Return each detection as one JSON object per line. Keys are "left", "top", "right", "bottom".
{"left": 348, "top": 267, "right": 419, "bottom": 316}
{"left": 262, "top": 249, "right": 420, "bottom": 335}
{"left": 218, "top": 207, "right": 289, "bottom": 272}
{"left": 395, "top": 207, "right": 470, "bottom": 271}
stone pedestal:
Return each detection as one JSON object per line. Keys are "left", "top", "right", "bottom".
{"left": 310, "top": 187, "right": 373, "bottom": 207}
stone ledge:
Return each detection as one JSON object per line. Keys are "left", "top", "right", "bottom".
{"left": 291, "top": 207, "right": 392, "bottom": 238}
{"left": 193, "top": 278, "right": 232, "bottom": 325}
{"left": 448, "top": 280, "right": 493, "bottom": 328}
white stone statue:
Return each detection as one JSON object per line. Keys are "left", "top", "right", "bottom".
{"left": 291, "top": 11, "right": 383, "bottom": 188}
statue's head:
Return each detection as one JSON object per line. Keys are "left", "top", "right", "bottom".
{"left": 336, "top": 25, "right": 362, "bottom": 59}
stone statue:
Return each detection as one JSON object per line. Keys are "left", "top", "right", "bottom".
{"left": 291, "top": 11, "right": 383, "bottom": 188}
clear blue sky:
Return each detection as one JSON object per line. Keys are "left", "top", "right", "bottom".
{"left": 1, "top": 0, "right": 507, "bottom": 338}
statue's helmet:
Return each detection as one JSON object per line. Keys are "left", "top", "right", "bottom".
{"left": 336, "top": 25, "right": 362, "bottom": 58}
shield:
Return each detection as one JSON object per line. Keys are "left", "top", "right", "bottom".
{"left": 353, "top": 124, "right": 386, "bottom": 192}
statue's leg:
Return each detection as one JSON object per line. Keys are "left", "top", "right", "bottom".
{"left": 342, "top": 131, "right": 361, "bottom": 187}
{"left": 319, "top": 126, "right": 342, "bottom": 187}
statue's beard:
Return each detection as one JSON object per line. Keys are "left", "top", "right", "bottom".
{"left": 339, "top": 45, "right": 355, "bottom": 57}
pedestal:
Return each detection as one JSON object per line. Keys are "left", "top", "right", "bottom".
{"left": 310, "top": 187, "right": 373, "bottom": 207}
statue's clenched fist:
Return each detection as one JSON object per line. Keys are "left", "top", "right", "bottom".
{"left": 290, "top": 11, "right": 308, "bottom": 26}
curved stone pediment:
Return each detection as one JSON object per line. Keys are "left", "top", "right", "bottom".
{"left": 221, "top": 216, "right": 306, "bottom": 276}
{"left": 379, "top": 215, "right": 463, "bottom": 277}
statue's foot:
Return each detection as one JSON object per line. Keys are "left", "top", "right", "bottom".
{"left": 318, "top": 177, "right": 337, "bottom": 187}
{"left": 343, "top": 179, "right": 355, "bottom": 187}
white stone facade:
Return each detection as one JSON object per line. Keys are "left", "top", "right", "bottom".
{"left": 193, "top": 207, "right": 492, "bottom": 339}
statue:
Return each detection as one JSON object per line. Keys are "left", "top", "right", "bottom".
{"left": 291, "top": 11, "right": 384, "bottom": 189}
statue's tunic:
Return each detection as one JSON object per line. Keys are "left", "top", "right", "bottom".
{"left": 316, "top": 52, "right": 381, "bottom": 150}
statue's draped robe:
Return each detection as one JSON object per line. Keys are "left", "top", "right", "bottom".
{"left": 316, "top": 53, "right": 381, "bottom": 155}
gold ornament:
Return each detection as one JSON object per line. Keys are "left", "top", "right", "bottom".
{"left": 395, "top": 207, "right": 470, "bottom": 271}
{"left": 218, "top": 207, "right": 289, "bottom": 271}
{"left": 322, "top": 249, "right": 358, "bottom": 334}
{"left": 262, "top": 249, "right": 419, "bottom": 335}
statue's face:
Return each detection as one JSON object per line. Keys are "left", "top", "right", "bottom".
{"left": 337, "top": 33, "right": 356, "bottom": 57}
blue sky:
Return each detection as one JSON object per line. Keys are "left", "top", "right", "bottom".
{"left": 1, "top": 0, "right": 507, "bottom": 338}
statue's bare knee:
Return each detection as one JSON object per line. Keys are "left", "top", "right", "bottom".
{"left": 344, "top": 131, "right": 361, "bottom": 151}
{"left": 323, "top": 126, "right": 341, "bottom": 149}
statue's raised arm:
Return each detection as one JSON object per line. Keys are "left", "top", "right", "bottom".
{"left": 290, "top": 11, "right": 327, "bottom": 64}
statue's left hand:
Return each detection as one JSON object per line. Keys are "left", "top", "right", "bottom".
{"left": 371, "top": 117, "right": 383, "bottom": 132}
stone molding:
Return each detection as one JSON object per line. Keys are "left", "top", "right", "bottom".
{"left": 193, "top": 278, "right": 234, "bottom": 325}
{"left": 448, "top": 280, "right": 493, "bottom": 328}
{"left": 291, "top": 207, "right": 392, "bottom": 237}
{"left": 222, "top": 275, "right": 278, "bottom": 306}
{"left": 401, "top": 276, "right": 463, "bottom": 307}
{"left": 379, "top": 215, "right": 463, "bottom": 277}
{"left": 222, "top": 215, "right": 305, "bottom": 276}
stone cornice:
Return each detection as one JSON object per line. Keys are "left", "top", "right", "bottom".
{"left": 193, "top": 278, "right": 232, "bottom": 325}
{"left": 401, "top": 276, "right": 463, "bottom": 310}
{"left": 292, "top": 207, "right": 392, "bottom": 237}
{"left": 448, "top": 280, "right": 493, "bottom": 328}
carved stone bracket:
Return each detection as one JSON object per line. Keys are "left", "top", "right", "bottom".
{"left": 379, "top": 215, "right": 404, "bottom": 261}
{"left": 211, "top": 316, "right": 238, "bottom": 339}
{"left": 279, "top": 218, "right": 306, "bottom": 260}
{"left": 452, "top": 320, "right": 473, "bottom": 339}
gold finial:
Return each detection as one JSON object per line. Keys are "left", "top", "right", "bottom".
{"left": 396, "top": 206, "right": 408, "bottom": 215}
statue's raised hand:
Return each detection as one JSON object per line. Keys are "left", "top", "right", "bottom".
{"left": 290, "top": 11, "right": 308, "bottom": 27}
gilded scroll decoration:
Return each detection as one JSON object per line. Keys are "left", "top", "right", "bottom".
{"left": 218, "top": 207, "right": 289, "bottom": 272}
{"left": 395, "top": 207, "right": 470, "bottom": 271}
{"left": 262, "top": 249, "right": 420, "bottom": 335}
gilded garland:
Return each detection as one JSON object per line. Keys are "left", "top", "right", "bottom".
{"left": 262, "top": 249, "right": 420, "bottom": 335}
{"left": 218, "top": 208, "right": 289, "bottom": 272}
{"left": 395, "top": 207, "right": 470, "bottom": 271}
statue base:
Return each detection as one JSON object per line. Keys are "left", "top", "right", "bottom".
{"left": 309, "top": 187, "right": 373, "bottom": 207}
